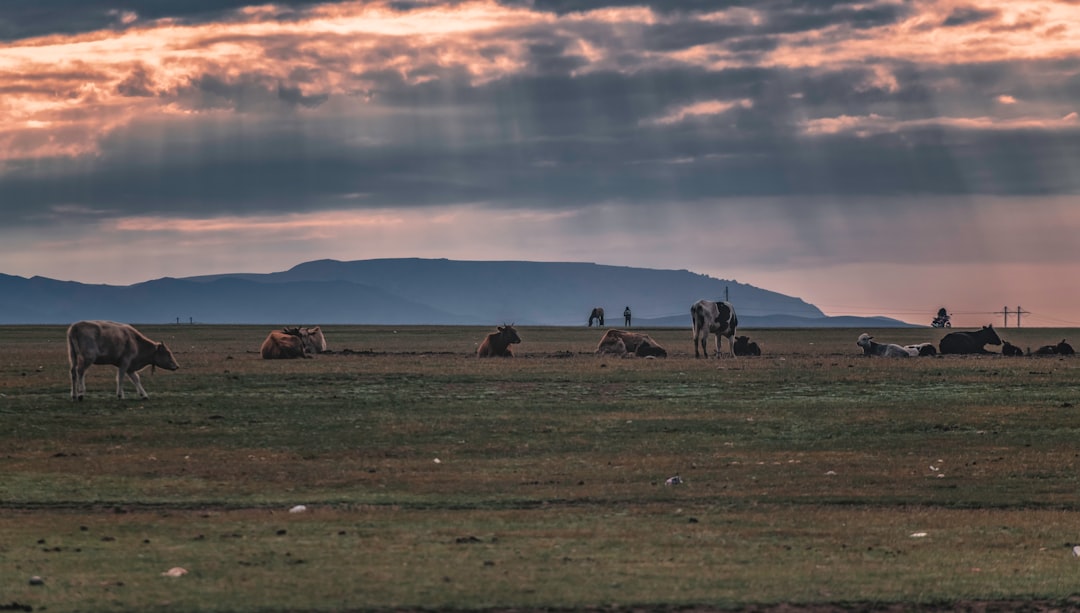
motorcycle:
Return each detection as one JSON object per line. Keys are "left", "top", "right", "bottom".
{"left": 931, "top": 308, "right": 951, "bottom": 328}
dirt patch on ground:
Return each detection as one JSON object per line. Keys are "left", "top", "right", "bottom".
{"left": 426, "top": 600, "right": 1080, "bottom": 613}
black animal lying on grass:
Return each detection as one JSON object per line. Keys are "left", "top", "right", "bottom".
{"left": 938, "top": 325, "right": 1001, "bottom": 354}
{"left": 733, "top": 336, "right": 761, "bottom": 356}
{"left": 1001, "top": 341, "right": 1024, "bottom": 356}
{"left": 1031, "top": 339, "right": 1075, "bottom": 356}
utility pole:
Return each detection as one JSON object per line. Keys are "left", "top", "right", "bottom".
{"left": 1016, "top": 306, "right": 1027, "bottom": 328}
{"left": 1002, "top": 306, "right": 1010, "bottom": 328}
{"left": 724, "top": 286, "right": 729, "bottom": 302}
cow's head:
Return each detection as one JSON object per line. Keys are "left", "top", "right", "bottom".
{"left": 300, "top": 326, "right": 327, "bottom": 353}
{"left": 982, "top": 325, "right": 1002, "bottom": 345}
{"left": 498, "top": 325, "right": 521, "bottom": 345}
{"left": 153, "top": 343, "right": 180, "bottom": 371}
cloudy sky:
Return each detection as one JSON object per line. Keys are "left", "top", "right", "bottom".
{"left": 2, "top": 0, "right": 1079, "bottom": 326}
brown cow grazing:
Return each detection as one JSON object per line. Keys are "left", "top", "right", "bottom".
{"left": 67, "top": 320, "right": 180, "bottom": 401}
{"left": 596, "top": 329, "right": 667, "bottom": 357}
{"left": 477, "top": 325, "right": 521, "bottom": 357}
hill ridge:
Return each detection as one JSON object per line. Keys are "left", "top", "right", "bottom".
{"left": 0, "top": 258, "right": 914, "bottom": 326}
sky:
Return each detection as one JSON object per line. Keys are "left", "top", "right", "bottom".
{"left": 2, "top": 0, "right": 1079, "bottom": 327}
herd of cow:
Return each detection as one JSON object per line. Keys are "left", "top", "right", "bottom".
{"left": 64, "top": 298, "right": 1073, "bottom": 400}
{"left": 856, "top": 324, "right": 1075, "bottom": 358}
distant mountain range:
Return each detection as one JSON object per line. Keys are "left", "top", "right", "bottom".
{"left": 0, "top": 258, "right": 914, "bottom": 327}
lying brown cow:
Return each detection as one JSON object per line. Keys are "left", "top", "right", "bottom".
{"left": 67, "top": 320, "right": 180, "bottom": 401}
{"left": 260, "top": 326, "right": 327, "bottom": 359}
{"left": 596, "top": 329, "right": 667, "bottom": 357}
{"left": 477, "top": 324, "right": 521, "bottom": 357}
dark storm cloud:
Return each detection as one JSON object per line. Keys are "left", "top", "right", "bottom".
{"left": 516, "top": 0, "right": 909, "bottom": 34}
{"left": 5, "top": 55, "right": 1076, "bottom": 231}
{"left": 0, "top": 0, "right": 341, "bottom": 40}
{"left": 942, "top": 6, "right": 1000, "bottom": 28}
{"left": 3, "top": 0, "right": 1079, "bottom": 231}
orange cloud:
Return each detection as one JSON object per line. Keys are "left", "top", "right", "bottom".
{"left": 2, "top": 0, "right": 1079, "bottom": 164}
{"left": 803, "top": 111, "right": 1080, "bottom": 136}
{"left": 112, "top": 211, "right": 406, "bottom": 236}
{"left": 646, "top": 99, "right": 754, "bottom": 125}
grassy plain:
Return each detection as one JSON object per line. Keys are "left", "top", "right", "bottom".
{"left": 2, "top": 324, "right": 1080, "bottom": 611}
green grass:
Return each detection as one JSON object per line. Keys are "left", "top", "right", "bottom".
{"left": 2, "top": 324, "right": 1080, "bottom": 611}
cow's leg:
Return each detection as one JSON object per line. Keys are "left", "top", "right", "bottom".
{"left": 79, "top": 365, "right": 89, "bottom": 399}
{"left": 115, "top": 367, "right": 126, "bottom": 399}
{"left": 126, "top": 370, "right": 150, "bottom": 399}
{"left": 74, "top": 360, "right": 92, "bottom": 400}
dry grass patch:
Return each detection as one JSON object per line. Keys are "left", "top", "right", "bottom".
{"left": 4, "top": 325, "right": 1080, "bottom": 611}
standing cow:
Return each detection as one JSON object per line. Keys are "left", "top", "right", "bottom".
{"left": 691, "top": 299, "right": 738, "bottom": 358}
{"left": 477, "top": 325, "right": 522, "bottom": 357}
{"left": 67, "top": 320, "right": 180, "bottom": 401}
{"left": 587, "top": 308, "right": 605, "bottom": 328}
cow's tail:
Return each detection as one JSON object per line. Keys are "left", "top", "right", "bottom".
{"left": 66, "top": 330, "right": 77, "bottom": 367}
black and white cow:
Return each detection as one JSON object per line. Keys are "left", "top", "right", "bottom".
{"left": 691, "top": 299, "right": 738, "bottom": 358}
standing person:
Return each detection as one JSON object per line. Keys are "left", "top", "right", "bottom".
{"left": 623, "top": 306, "right": 632, "bottom": 327}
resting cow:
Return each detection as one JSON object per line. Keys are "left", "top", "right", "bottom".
{"left": 67, "top": 320, "right": 180, "bottom": 400}
{"left": 292, "top": 326, "right": 327, "bottom": 353}
{"left": 1001, "top": 341, "right": 1024, "bottom": 356}
{"left": 596, "top": 329, "right": 667, "bottom": 357}
{"left": 260, "top": 326, "right": 326, "bottom": 359}
{"left": 691, "top": 299, "right": 738, "bottom": 358}
{"left": 857, "top": 333, "right": 912, "bottom": 358}
{"left": 938, "top": 325, "right": 1002, "bottom": 354}
{"left": 1032, "top": 339, "right": 1075, "bottom": 356}
{"left": 733, "top": 335, "right": 762, "bottom": 356}
{"left": 904, "top": 343, "right": 937, "bottom": 357}
{"left": 477, "top": 325, "right": 521, "bottom": 357}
